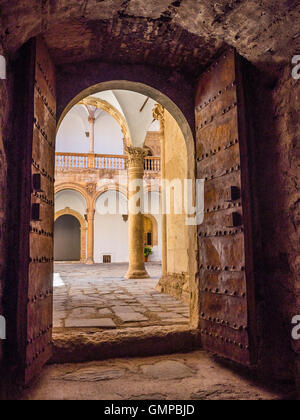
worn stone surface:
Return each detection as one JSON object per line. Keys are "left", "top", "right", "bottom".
{"left": 0, "top": 40, "right": 8, "bottom": 400}
{"left": 0, "top": 0, "right": 299, "bottom": 399}
{"left": 156, "top": 110, "right": 197, "bottom": 307}
{"left": 248, "top": 64, "right": 300, "bottom": 384}
{"left": 65, "top": 318, "right": 117, "bottom": 328}
{"left": 52, "top": 325, "right": 200, "bottom": 364}
{"left": 54, "top": 263, "right": 190, "bottom": 329}
{"left": 22, "top": 350, "right": 295, "bottom": 400}
{"left": 140, "top": 360, "right": 195, "bottom": 380}
{"left": 1, "top": 1, "right": 300, "bottom": 74}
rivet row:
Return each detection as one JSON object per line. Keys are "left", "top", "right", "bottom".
{"left": 200, "top": 316, "right": 247, "bottom": 331}
{"left": 28, "top": 290, "right": 53, "bottom": 303}
{"left": 32, "top": 191, "right": 54, "bottom": 207}
{"left": 33, "top": 117, "right": 55, "bottom": 150}
{"left": 202, "top": 164, "right": 240, "bottom": 181}
{"left": 198, "top": 228, "right": 244, "bottom": 238}
{"left": 29, "top": 257, "right": 54, "bottom": 264}
{"left": 27, "top": 325, "right": 52, "bottom": 344}
{"left": 200, "top": 288, "right": 246, "bottom": 299}
{"left": 196, "top": 80, "right": 236, "bottom": 112}
{"left": 32, "top": 159, "right": 54, "bottom": 182}
{"left": 199, "top": 265, "right": 245, "bottom": 272}
{"left": 30, "top": 225, "right": 53, "bottom": 238}
{"left": 37, "top": 61, "right": 55, "bottom": 97}
{"left": 201, "top": 328, "right": 249, "bottom": 350}
{"left": 197, "top": 139, "right": 239, "bottom": 162}
{"left": 34, "top": 80, "right": 56, "bottom": 119}
{"left": 26, "top": 342, "right": 53, "bottom": 367}
{"left": 197, "top": 102, "right": 237, "bottom": 131}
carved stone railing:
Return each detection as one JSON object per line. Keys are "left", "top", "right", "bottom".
{"left": 55, "top": 153, "right": 161, "bottom": 172}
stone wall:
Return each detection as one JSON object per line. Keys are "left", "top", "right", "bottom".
{"left": 0, "top": 41, "right": 8, "bottom": 398}
{"left": 249, "top": 64, "right": 300, "bottom": 385}
{"left": 144, "top": 131, "right": 161, "bottom": 156}
{"left": 156, "top": 110, "right": 197, "bottom": 304}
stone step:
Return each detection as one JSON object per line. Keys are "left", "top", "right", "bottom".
{"left": 51, "top": 326, "right": 201, "bottom": 364}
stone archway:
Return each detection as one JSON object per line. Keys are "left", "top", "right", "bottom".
{"left": 144, "top": 214, "right": 158, "bottom": 247}
{"left": 55, "top": 207, "right": 87, "bottom": 263}
{"left": 57, "top": 81, "right": 195, "bottom": 187}
{"left": 78, "top": 96, "right": 131, "bottom": 151}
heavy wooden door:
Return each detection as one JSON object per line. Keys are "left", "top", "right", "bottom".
{"left": 196, "top": 49, "right": 257, "bottom": 365}
{"left": 25, "top": 38, "right": 56, "bottom": 384}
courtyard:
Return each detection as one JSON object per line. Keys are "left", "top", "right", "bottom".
{"left": 53, "top": 263, "right": 190, "bottom": 330}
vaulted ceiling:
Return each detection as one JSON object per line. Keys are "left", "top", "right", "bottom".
{"left": 1, "top": 0, "right": 299, "bottom": 77}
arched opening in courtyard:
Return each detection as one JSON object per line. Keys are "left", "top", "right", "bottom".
{"left": 52, "top": 82, "right": 196, "bottom": 336}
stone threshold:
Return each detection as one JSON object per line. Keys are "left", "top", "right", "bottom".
{"left": 51, "top": 326, "right": 201, "bottom": 364}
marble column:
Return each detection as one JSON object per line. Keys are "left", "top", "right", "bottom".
{"left": 86, "top": 208, "right": 95, "bottom": 265}
{"left": 153, "top": 104, "right": 167, "bottom": 279}
{"left": 88, "top": 116, "right": 95, "bottom": 154}
{"left": 125, "top": 146, "right": 149, "bottom": 279}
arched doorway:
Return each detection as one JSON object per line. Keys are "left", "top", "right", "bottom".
{"left": 54, "top": 214, "right": 81, "bottom": 261}
{"left": 7, "top": 38, "right": 257, "bottom": 388}
{"left": 54, "top": 207, "right": 87, "bottom": 263}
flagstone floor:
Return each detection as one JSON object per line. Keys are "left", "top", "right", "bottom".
{"left": 53, "top": 263, "right": 190, "bottom": 330}
{"left": 23, "top": 350, "right": 292, "bottom": 400}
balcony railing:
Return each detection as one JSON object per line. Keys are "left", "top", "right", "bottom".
{"left": 55, "top": 153, "right": 161, "bottom": 172}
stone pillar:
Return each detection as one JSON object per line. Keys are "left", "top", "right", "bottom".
{"left": 125, "top": 146, "right": 149, "bottom": 279}
{"left": 80, "top": 226, "right": 87, "bottom": 263}
{"left": 86, "top": 208, "right": 95, "bottom": 265}
{"left": 153, "top": 104, "right": 167, "bottom": 279}
{"left": 88, "top": 116, "right": 95, "bottom": 154}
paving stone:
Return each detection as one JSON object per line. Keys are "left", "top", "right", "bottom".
{"left": 98, "top": 308, "right": 113, "bottom": 315}
{"left": 60, "top": 367, "right": 125, "bottom": 382}
{"left": 117, "top": 313, "right": 149, "bottom": 323}
{"left": 144, "top": 307, "right": 164, "bottom": 312}
{"left": 65, "top": 318, "right": 116, "bottom": 328}
{"left": 113, "top": 305, "right": 144, "bottom": 312}
{"left": 54, "top": 263, "right": 189, "bottom": 330}
{"left": 156, "top": 312, "right": 186, "bottom": 318}
{"left": 140, "top": 360, "right": 195, "bottom": 380}
{"left": 69, "top": 308, "right": 98, "bottom": 318}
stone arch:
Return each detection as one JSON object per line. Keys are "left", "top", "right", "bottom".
{"left": 57, "top": 81, "right": 195, "bottom": 185}
{"left": 54, "top": 207, "right": 87, "bottom": 262}
{"left": 55, "top": 183, "right": 92, "bottom": 209}
{"left": 144, "top": 184, "right": 161, "bottom": 194}
{"left": 144, "top": 214, "right": 158, "bottom": 247}
{"left": 92, "top": 184, "right": 129, "bottom": 210}
{"left": 78, "top": 96, "right": 131, "bottom": 150}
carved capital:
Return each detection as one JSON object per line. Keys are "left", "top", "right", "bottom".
{"left": 125, "top": 146, "right": 148, "bottom": 167}
{"left": 153, "top": 104, "right": 165, "bottom": 130}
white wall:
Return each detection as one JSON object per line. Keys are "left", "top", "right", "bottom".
{"left": 94, "top": 113, "right": 124, "bottom": 155}
{"left": 56, "top": 105, "right": 124, "bottom": 155}
{"left": 113, "top": 91, "right": 156, "bottom": 147}
{"left": 54, "top": 189, "right": 162, "bottom": 264}
{"left": 144, "top": 191, "right": 161, "bottom": 262}
{"left": 55, "top": 189, "right": 86, "bottom": 215}
{"left": 94, "top": 214, "right": 129, "bottom": 263}
{"left": 94, "top": 190, "right": 161, "bottom": 263}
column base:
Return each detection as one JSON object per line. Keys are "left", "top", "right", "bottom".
{"left": 86, "top": 259, "right": 94, "bottom": 265}
{"left": 125, "top": 268, "right": 150, "bottom": 279}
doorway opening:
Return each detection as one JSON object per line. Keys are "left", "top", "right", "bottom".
{"left": 54, "top": 214, "right": 81, "bottom": 262}
{"left": 52, "top": 85, "right": 196, "bottom": 346}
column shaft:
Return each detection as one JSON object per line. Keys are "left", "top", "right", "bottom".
{"left": 125, "top": 146, "right": 149, "bottom": 279}
{"left": 88, "top": 116, "right": 95, "bottom": 154}
{"left": 153, "top": 105, "right": 167, "bottom": 278}
{"left": 86, "top": 209, "right": 95, "bottom": 265}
